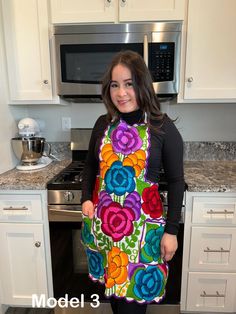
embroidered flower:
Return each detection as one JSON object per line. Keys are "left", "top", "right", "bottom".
{"left": 133, "top": 266, "right": 165, "bottom": 301}
{"left": 97, "top": 191, "right": 112, "bottom": 218}
{"left": 124, "top": 191, "right": 141, "bottom": 220}
{"left": 100, "top": 144, "right": 119, "bottom": 179}
{"left": 106, "top": 247, "right": 129, "bottom": 288}
{"left": 123, "top": 149, "right": 146, "bottom": 177}
{"left": 86, "top": 249, "right": 104, "bottom": 279}
{"left": 81, "top": 220, "right": 94, "bottom": 245}
{"left": 92, "top": 177, "right": 100, "bottom": 206}
{"left": 140, "top": 225, "right": 164, "bottom": 263}
{"left": 142, "top": 185, "right": 163, "bottom": 218}
{"left": 111, "top": 121, "right": 142, "bottom": 155}
{"left": 105, "top": 161, "right": 135, "bottom": 196}
{"left": 100, "top": 202, "right": 136, "bottom": 241}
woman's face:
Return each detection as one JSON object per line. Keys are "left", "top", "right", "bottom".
{"left": 110, "top": 64, "right": 139, "bottom": 113}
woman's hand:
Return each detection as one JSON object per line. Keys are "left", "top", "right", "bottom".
{"left": 82, "top": 200, "right": 95, "bottom": 219}
{"left": 160, "top": 232, "right": 178, "bottom": 261}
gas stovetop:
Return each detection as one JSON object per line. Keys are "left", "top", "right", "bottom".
{"left": 47, "top": 161, "right": 85, "bottom": 190}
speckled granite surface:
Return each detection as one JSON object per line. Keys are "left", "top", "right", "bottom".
{"left": 184, "top": 161, "right": 236, "bottom": 192}
{"left": 0, "top": 159, "right": 235, "bottom": 192}
{"left": 0, "top": 160, "right": 71, "bottom": 190}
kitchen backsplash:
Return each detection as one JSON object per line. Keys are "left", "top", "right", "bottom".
{"left": 49, "top": 141, "right": 236, "bottom": 161}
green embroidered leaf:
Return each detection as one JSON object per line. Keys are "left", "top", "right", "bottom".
{"left": 136, "top": 178, "right": 150, "bottom": 195}
{"left": 131, "top": 234, "right": 138, "bottom": 242}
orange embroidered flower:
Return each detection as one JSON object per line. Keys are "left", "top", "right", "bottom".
{"left": 123, "top": 149, "right": 146, "bottom": 176}
{"left": 100, "top": 144, "right": 119, "bottom": 178}
{"left": 106, "top": 246, "right": 129, "bottom": 288}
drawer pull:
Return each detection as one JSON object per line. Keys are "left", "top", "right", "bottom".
{"left": 204, "top": 247, "right": 230, "bottom": 253}
{"left": 201, "top": 290, "right": 225, "bottom": 298}
{"left": 3, "top": 206, "right": 29, "bottom": 211}
{"left": 35, "top": 241, "right": 41, "bottom": 248}
{"left": 207, "top": 209, "right": 234, "bottom": 215}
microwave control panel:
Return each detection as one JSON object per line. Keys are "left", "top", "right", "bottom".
{"left": 149, "top": 43, "right": 175, "bottom": 82}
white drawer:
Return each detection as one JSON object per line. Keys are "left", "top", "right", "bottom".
{"left": 192, "top": 196, "right": 236, "bottom": 225}
{"left": 186, "top": 272, "right": 236, "bottom": 312}
{"left": 0, "top": 193, "right": 43, "bottom": 222}
{"left": 189, "top": 226, "right": 236, "bottom": 271}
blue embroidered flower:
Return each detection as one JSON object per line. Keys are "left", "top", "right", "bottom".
{"left": 86, "top": 249, "right": 104, "bottom": 279}
{"left": 105, "top": 161, "right": 135, "bottom": 196}
{"left": 81, "top": 221, "right": 94, "bottom": 245}
{"left": 133, "top": 266, "right": 164, "bottom": 301}
{"left": 140, "top": 226, "right": 164, "bottom": 263}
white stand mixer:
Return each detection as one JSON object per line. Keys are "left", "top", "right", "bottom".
{"left": 11, "top": 118, "right": 52, "bottom": 170}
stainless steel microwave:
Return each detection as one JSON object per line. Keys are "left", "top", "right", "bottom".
{"left": 53, "top": 22, "right": 182, "bottom": 101}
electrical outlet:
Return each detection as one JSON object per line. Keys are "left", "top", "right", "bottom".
{"left": 62, "top": 117, "right": 71, "bottom": 131}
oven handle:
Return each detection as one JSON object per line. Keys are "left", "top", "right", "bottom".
{"left": 48, "top": 207, "right": 83, "bottom": 222}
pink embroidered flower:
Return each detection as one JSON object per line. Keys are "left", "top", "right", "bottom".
{"left": 111, "top": 121, "right": 142, "bottom": 155}
{"left": 100, "top": 202, "right": 135, "bottom": 241}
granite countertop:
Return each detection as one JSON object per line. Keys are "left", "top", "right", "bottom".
{"left": 0, "top": 160, "right": 71, "bottom": 190}
{"left": 0, "top": 160, "right": 235, "bottom": 193}
{"left": 184, "top": 161, "right": 236, "bottom": 192}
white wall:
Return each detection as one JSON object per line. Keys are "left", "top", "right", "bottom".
{"left": 23, "top": 100, "right": 236, "bottom": 142}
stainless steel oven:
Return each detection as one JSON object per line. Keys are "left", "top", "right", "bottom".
{"left": 47, "top": 129, "right": 185, "bottom": 313}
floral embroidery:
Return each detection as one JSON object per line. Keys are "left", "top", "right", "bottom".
{"left": 123, "top": 149, "right": 146, "bottom": 177}
{"left": 86, "top": 249, "right": 104, "bottom": 279}
{"left": 100, "top": 202, "right": 138, "bottom": 241}
{"left": 100, "top": 143, "right": 119, "bottom": 179}
{"left": 81, "top": 119, "right": 167, "bottom": 303}
{"left": 106, "top": 247, "right": 129, "bottom": 288}
{"left": 111, "top": 121, "right": 142, "bottom": 154}
{"left": 105, "top": 161, "right": 135, "bottom": 196}
{"left": 142, "top": 185, "right": 163, "bottom": 218}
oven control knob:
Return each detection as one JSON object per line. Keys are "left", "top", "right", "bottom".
{"left": 64, "top": 191, "right": 74, "bottom": 202}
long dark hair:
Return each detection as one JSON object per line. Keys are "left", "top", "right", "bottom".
{"left": 101, "top": 50, "right": 166, "bottom": 128}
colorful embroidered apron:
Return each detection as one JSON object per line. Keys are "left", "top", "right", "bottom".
{"left": 81, "top": 119, "right": 168, "bottom": 303}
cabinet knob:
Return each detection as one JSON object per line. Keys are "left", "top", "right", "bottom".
{"left": 121, "top": 0, "right": 126, "bottom": 2}
{"left": 43, "top": 80, "right": 49, "bottom": 85}
{"left": 187, "top": 77, "right": 193, "bottom": 83}
{"left": 35, "top": 241, "right": 41, "bottom": 248}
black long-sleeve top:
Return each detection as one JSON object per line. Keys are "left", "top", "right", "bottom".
{"left": 82, "top": 109, "right": 185, "bottom": 235}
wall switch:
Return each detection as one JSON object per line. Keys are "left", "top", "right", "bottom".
{"left": 62, "top": 117, "right": 71, "bottom": 131}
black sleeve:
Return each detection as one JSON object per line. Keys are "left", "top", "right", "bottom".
{"left": 162, "top": 118, "right": 185, "bottom": 235}
{"left": 81, "top": 115, "right": 108, "bottom": 203}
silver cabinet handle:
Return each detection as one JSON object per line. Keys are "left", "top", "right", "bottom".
{"left": 43, "top": 80, "right": 49, "bottom": 84}
{"left": 204, "top": 247, "right": 230, "bottom": 253}
{"left": 143, "top": 34, "right": 148, "bottom": 67}
{"left": 200, "top": 291, "right": 225, "bottom": 298}
{"left": 187, "top": 77, "right": 193, "bottom": 83}
{"left": 207, "top": 209, "right": 234, "bottom": 215}
{"left": 3, "top": 206, "right": 28, "bottom": 211}
{"left": 35, "top": 241, "right": 41, "bottom": 248}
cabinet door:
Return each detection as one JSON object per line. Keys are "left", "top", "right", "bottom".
{"left": 184, "top": 0, "right": 236, "bottom": 101}
{"left": 190, "top": 226, "right": 236, "bottom": 271}
{"left": 0, "top": 223, "right": 48, "bottom": 305}
{"left": 2, "top": 0, "right": 53, "bottom": 102}
{"left": 187, "top": 272, "right": 236, "bottom": 312}
{"left": 119, "top": 0, "right": 185, "bottom": 21}
{"left": 50, "top": 0, "right": 116, "bottom": 23}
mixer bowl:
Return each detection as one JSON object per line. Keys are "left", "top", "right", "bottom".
{"left": 11, "top": 137, "right": 50, "bottom": 165}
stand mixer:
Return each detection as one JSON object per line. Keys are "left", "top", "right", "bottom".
{"left": 11, "top": 118, "right": 52, "bottom": 170}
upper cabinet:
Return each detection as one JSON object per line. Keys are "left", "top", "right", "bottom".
{"left": 50, "top": 0, "right": 186, "bottom": 24}
{"left": 180, "top": 0, "right": 236, "bottom": 103}
{"left": 1, "top": 0, "right": 59, "bottom": 104}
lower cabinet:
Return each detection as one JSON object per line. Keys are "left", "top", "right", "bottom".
{"left": 0, "top": 223, "right": 48, "bottom": 305}
{"left": 181, "top": 192, "right": 236, "bottom": 313}
{"left": 0, "top": 190, "right": 52, "bottom": 306}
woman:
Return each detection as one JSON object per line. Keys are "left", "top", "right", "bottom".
{"left": 81, "top": 50, "right": 185, "bottom": 314}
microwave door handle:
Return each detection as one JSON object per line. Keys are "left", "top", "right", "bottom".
{"left": 143, "top": 34, "right": 148, "bottom": 66}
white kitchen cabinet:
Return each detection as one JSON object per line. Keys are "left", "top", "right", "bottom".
{"left": 180, "top": 0, "right": 236, "bottom": 102}
{"left": 1, "top": 0, "right": 59, "bottom": 104}
{"left": 0, "top": 190, "right": 53, "bottom": 306}
{"left": 50, "top": 0, "right": 186, "bottom": 24}
{"left": 181, "top": 192, "right": 236, "bottom": 313}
